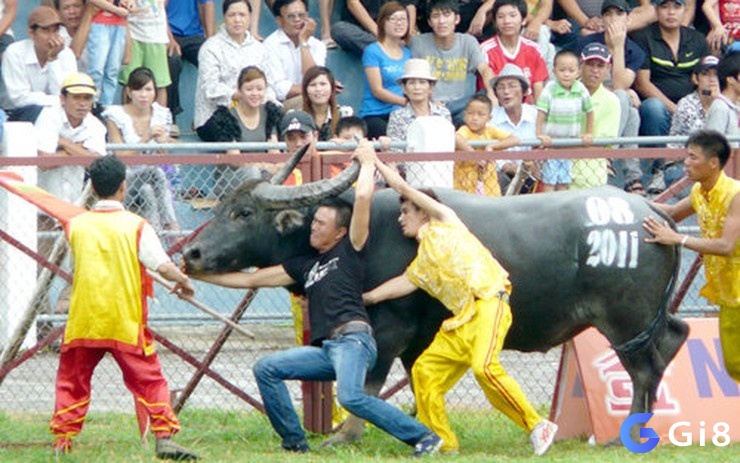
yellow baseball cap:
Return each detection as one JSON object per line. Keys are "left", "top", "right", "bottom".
{"left": 61, "top": 72, "right": 96, "bottom": 95}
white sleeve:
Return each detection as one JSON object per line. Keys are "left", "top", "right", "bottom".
{"left": 34, "top": 106, "right": 61, "bottom": 153}
{"left": 3, "top": 47, "right": 58, "bottom": 108}
{"left": 138, "top": 221, "right": 171, "bottom": 271}
{"left": 82, "top": 117, "right": 108, "bottom": 156}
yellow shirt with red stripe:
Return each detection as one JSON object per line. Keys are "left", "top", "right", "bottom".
{"left": 406, "top": 221, "right": 511, "bottom": 331}
{"left": 690, "top": 172, "right": 740, "bottom": 306}
{"left": 64, "top": 208, "right": 155, "bottom": 355}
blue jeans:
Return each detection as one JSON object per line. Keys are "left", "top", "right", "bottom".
{"left": 86, "top": 23, "right": 126, "bottom": 106}
{"left": 638, "top": 97, "right": 672, "bottom": 137}
{"left": 253, "top": 331, "right": 430, "bottom": 448}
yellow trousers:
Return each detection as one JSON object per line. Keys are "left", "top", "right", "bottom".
{"left": 412, "top": 297, "right": 542, "bottom": 452}
{"left": 719, "top": 305, "right": 740, "bottom": 382}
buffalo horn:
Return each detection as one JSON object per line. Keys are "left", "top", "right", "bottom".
{"left": 253, "top": 160, "right": 360, "bottom": 210}
{"left": 270, "top": 144, "right": 311, "bottom": 185}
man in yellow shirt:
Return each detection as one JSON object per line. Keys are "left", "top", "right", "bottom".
{"left": 363, "top": 153, "right": 558, "bottom": 456}
{"left": 50, "top": 155, "right": 198, "bottom": 460}
{"left": 643, "top": 129, "right": 739, "bottom": 380}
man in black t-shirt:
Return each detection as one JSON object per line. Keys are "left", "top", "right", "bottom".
{"left": 191, "top": 140, "right": 442, "bottom": 456}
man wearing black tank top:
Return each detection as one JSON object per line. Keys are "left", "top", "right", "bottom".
{"left": 190, "top": 139, "right": 442, "bottom": 456}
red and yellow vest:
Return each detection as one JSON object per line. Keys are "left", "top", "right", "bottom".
{"left": 64, "top": 209, "right": 155, "bottom": 354}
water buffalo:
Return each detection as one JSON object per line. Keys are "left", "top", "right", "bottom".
{"left": 183, "top": 149, "right": 688, "bottom": 444}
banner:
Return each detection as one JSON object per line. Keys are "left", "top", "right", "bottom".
{"left": 0, "top": 171, "right": 86, "bottom": 224}
{"left": 551, "top": 318, "right": 740, "bottom": 444}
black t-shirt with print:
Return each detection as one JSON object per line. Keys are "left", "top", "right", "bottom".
{"left": 283, "top": 237, "right": 369, "bottom": 346}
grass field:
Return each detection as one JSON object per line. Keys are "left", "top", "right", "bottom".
{"left": 2, "top": 409, "right": 739, "bottom": 462}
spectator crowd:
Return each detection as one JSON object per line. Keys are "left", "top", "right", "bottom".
{"left": 1, "top": 0, "right": 739, "bottom": 229}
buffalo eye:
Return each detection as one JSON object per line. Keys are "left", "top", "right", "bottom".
{"left": 229, "top": 208, "right": 253, "bottom": 221}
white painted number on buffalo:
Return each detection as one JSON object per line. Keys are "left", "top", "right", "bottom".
{"left": 585, "top": 197, "right": 639, "bottom": 269}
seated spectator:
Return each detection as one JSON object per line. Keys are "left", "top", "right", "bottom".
{"left": 703, "top": 0, "right": 740, "bottom": 54}
{"left": 535, "top": 49, "right": 594, "bottom": 192}
{"left": 103, "top": 67, "right": 179, "bottom": 232}
{"left": 489, "top": 63, "right": 538, "bottom": 194}
{"left": 572, "top": 0, "right": 645, "bottom": 193}
{"left": 632, "top": 0, "right": 708, "bottom": 193}
{"left": 166, "top": 0, "right": 216, "bottom": 133}
{"left": 633, "top": 0, "right": 708, "bottom": 137}
{"left": 202, "top": 66, "right": 284, "bottom": 197}
{"left": 86, "top": 0, "right": 129, "bottom": 107}
{"left": 2, "top": 6, "right": 77, "bottom": 122}
{"left": 302, "top": 66, "right": 353, "bottom": 141}
{"left": 195, "top": 0, "right": 289, "bottom": 141}
{"left": 0, "top": 0, "right": 16, "bottom": 59}
{"left": 387, "top": 58, "right": 452, "bottom": 149}
{"left": 669, "top": 55, "right": 720, "bottom": 142}
{"left": 264, "top": 0, "right": 327, "bottom": 111}
{"left": 332, "top": 0, "right": 417, "bottom": 56}
{"left": 571, "top": 43, "right": 620, "bottom": 189}
{"left": 479, "top": 0, "right": 549, "bottom": 104}
{"left": 409, "top": 0, "right": 495, "bottom": 126}
{"left": 34, "top": 72, "right": 106, "bottom": 204}
{"left": 454, "top": 94, "right": 519, "bottom": 196}
{"left": 359, "top": 1, "right": 413, "bottom": 139}
{"left": 196, "top": 1, "right": 291, "bottom": 130}
{"left": 706, "top": 52, "right": 740, "bottom": 144}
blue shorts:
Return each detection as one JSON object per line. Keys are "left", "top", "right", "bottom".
{"left": 541, "top": 159, "right": 572, "bottom": 185}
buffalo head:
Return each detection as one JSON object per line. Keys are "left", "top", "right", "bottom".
{"left": 183, "top": 145, "right": 360, "bottom": 274}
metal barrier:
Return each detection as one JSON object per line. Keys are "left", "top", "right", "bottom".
{"left": 0, "top": 142, "right": 735, "bottom": 429}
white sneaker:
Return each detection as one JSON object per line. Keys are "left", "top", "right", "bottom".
{"left": 530, "top": 419, "right": 558, "bottom": 456}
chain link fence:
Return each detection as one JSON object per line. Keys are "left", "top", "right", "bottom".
{"left": 0, "top": 147, "right": 721, "bottom": 422}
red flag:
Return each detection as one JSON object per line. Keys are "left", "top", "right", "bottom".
{"left": 0, "top": 171, "right": 87, "bottom": 225}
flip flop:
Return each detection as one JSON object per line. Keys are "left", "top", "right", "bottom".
{"left": 322, "top": 37, "right": 337, "bottom": 49}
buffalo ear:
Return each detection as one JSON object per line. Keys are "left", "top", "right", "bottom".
{"left": 274, "top": 210, "right": 307, "bottom": 235}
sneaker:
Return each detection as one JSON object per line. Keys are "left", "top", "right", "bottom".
{"left": 282, "top": 441, "right": 309, "bottom": 453}
{"left": 413, "top": 432, "right": 443, "bottom": 457}
{"left": 53, "top": 436, "right": 72, "bottom": 456}
{"left": 530, "top": 420, "right": 558, "bottom": 456}
{"left": 170, "top": 123, "right": 181, "bottom": 138}
{"left": 155, "top": 437, "right": 199, "bottom": 461}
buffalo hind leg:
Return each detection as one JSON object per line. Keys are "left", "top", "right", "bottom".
{"left": 615, "top": 315, "right": 689, "bottom": 443}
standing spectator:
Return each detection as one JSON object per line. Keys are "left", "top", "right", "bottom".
{"left": 536, "top": 49, "right": 594, "bottom": 192}
{"left": 359, "top": 1, "right": 413, "bottom": 138}
{"left": 490, "top": 63, "right": 539, "bottom": 194}
{"left": 50, "top": 154, "right": 198, "bottom": 461}
{"left": 86, "top": 0, "right": 130, "bottom": 107}
{"left": 264, "top": 0, "right": 327, "bottom": 110}
{"left": 200, "top": 66, "right": 284, "bottom": 197}
{"left": 454, "top": 94, "right": 519, "bottom": 196}
{"left": 364, "top": 154, "right": 558, "bottom": 456}
{"left": 166, "top": 0, "right": 216, "bottom": 135}
{"left": 332, "top": 0, "right": 418, "bottom": 56}
{"left": 409, "top": 0, "right": 495, "bottom": 126}
{"left": 51, "top": 0, "right": 90, "bottom": 69}
{"left": 633, "top": 0, "right": 709, "bottom": 137}
{"left": 1, "top": 6, "right": 77, "bottom": 121}
{"left": 572, "top": 42, "right": 620, "bottom": 189}
{"left": 479, "top": 0, "right": 549, "bottom": 104}
{"left": 194, "top": 0, "right": 288, "bottom": 140}
{"left": 302, "top": 66, "right": 352, "bottom": 141}
{"left": 34, "top": 72, "right": 106, "bottom": 204}
{"left": 0, "top": 0, "right": 16, "bottom": 59}
{"left": 104, "top": 67, "right": 179, "bottom": 232}
{"left": 705, "top": 52, "right": 740, "bottom": 142}
{"left": 643, "top": 130, "right": 739, "bottom": 381}
{"left": 669, "top": 55, "right": 720, "bottom": 141}
{"left": 118, "top": 0, "right": 171, "bottom": 106}
{"left": 190, "top": 140, "right": 444, "bottom": 457}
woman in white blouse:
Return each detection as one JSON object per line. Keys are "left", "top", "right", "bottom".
{"left": 104, "top": 67, "right": 179, "bottom": 233}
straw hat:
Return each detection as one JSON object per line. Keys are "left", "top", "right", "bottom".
{"left": 397, "top": 59, "right": 437, "bottom": 84}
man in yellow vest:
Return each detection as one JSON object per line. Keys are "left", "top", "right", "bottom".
{"left": 644, "top": 129, "right": 739, "bottom": 380}
{"left": 50, "top": 155, "right": 198, "bottom": 460}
